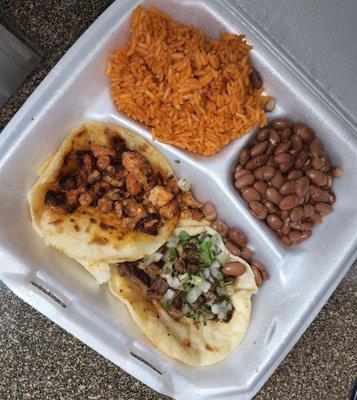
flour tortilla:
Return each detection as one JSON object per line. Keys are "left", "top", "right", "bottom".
{"left": 29, "top": 121, "right": 180, "bottom": 264}
{"left": 109, "top": 225, "right": 258, "bottom": 366}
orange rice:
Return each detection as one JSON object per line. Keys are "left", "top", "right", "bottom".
{"left": 107, "top": 6, "right": 268, "bottom": 156}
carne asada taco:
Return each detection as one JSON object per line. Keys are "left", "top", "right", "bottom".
{"left": 29, "top": 122, "right": 181, "bottom": 264}
{"left": 109, "top": 225, "right": 258, "bottom": 366}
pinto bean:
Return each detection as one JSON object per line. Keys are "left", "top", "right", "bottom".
{"left": 222, "top": 262, "right": 246, "bottom": 277}
{"left": 202, "top": 202, "right": 217, "bottom": 221}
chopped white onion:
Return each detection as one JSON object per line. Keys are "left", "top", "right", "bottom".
{"left": 198, "top": 280, "right": 211, "bottom": 294}
{"left": 177, "top": 178, "right": 191, "bottom": 191}
{"left": 211, "top": 300, "right": 232, "bottom": 320}
{"left": 186, "top": 286, "right": 202, "bottom": 304}
{"left": 203, "top": 268, "right": 211, "bottom": 280}
{"left": 163, "top": 289, "right": 176, "bottom": 302}
{"left": 164, "top": 275, "right": 182, "bottom": 290}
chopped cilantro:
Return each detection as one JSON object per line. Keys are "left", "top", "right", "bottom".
{"left": 163, "top": 300, "right": 172, "bottom": 310}
{"left": 200, "top": 241, "right": 212, "bottom": 265}
{"left": 165, "top": 247, "right": 177, "bottom": 261}
{"left": 184, "top": 311, "right": 197, "bottom": 318}
{"left": 178, "top": 230, "right": 190, "bottom": 243}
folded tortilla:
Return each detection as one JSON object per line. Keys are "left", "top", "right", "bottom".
{"left": 109, "top": 225, "right": 258, "bottom": 366}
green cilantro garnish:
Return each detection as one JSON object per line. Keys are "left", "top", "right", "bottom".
{"left": 178, "top": 230, "right": 190, "bottom": 243}
{"left": 163, "top": 300, "right": 172, "bottom": 310}
{"left": 199, "top": 241, "right": 212, "bottom": 265}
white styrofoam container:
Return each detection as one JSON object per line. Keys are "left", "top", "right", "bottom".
{"left": 0, "top": 1, "right": 356, "bottom": 399}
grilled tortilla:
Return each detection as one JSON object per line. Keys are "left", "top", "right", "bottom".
{"left": 109, "top": 225, "right": 257, "bottom": 366}
{"left": 29, "top": 121, "right": 180, "bottom": 264}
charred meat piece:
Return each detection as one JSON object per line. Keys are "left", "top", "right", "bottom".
{"left": 181, "top": 190, "right": 202, "bottom": 209}
{"left": 106, "top": 188, "right": 122, "bottom": 201}
{"left": 114, "top": 201, "right": 122, "bottom": 218}
{"left": 96, "top": 156, "right": 110, "bottom": 170}
{"left": 78, "top": 153, "right": 93, "bottom": 176}
{"left": 103, "top": 174, "right": 123, "bottom": 188}
{"left": 90, "top": 143, "right": 115, "bottom": 158}
{"left": 149, "top": 276, "right": 169, "bottom": 295}
{"left": 167, "top": 307, "right": 183, "bottom": 319}
{"left": 66, "top": 190, "right": 79, "bottom": 208}
{"left": 146, "top": 289, "right": 162, "bottom": 301}
{"left": 171, "top": 294, "right": 183, "bottom": 310}
{"left": 79, "top": 192, "right": 93, "bottom": 207}
{"left": 143, "top": 263, "right": 162, "bottom": 279}
{"left": 191, "top": 295, "right": 205, "bottom": 311}
{"left": 87, "top": 169, "right": 101, "bottom": 184}
{"left": 159, "top": 199, "right": 180, "bottom": 219}
{"left": 97, "top": 196, "right": 113, "bottom": 213}
{"left": 122, "top": 151, "right": 150, "bottom": 174}
{"left": 162, "top": 174, "right": 180, "bottom": 195}
{"left": 122, "top": 198, "right": 146, "bottom": 220}
{"left": 110, "top": 135, "right": 126, "bottom": 153}
{"left": 173, "top": 257, "right": 186, "bottom": 273}
{"left": 148, "top": 185, "right": 174, "bottom": 208}
{"left": 59, "top": 175, "right": 77, "bottom": 190}
{"left": 117, "top": 263, "right": 151, "bottom": 288}
{"left": 136, "top": 213, "right": 161, "bottom": 235}
{"left": 45, "top": 190, "right": 68, "bottom": 213}
{"left": 126, "top": 172, "right": 143, "bottom": 196}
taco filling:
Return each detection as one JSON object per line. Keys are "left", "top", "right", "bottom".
{"left": 117, "top": 229, "right": 249, "bottom": 323}
{"left": 44, "top": 135, "right": 180, "bottom": 236}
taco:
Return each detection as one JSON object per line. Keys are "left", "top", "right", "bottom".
{"left": 29, "top": 122, "right": 181, "bottom": 266}
{"left": 109, "top": 225, "right": 258, "bottom": 366}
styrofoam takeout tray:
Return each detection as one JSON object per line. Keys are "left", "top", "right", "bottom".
{"left": 0, "top": 0, "right": 356, "bottom": 399}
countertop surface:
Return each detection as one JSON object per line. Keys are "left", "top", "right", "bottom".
{"left": 0, "top": 1, "right": 356, "bottom": 399}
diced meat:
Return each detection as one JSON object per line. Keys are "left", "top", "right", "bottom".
{"left": 181, "top": 190, "right": 202, "bottom": 209}
{"left": 146, "top": 289, "right": 162, "bottom": 301}
{"left": 142, "top": 199, "right": 156, "bottom": 214}
{"left": 59, "top": 175, "right": 77, "bottom": 190}
{"left": 163, "top": 174, "right": 180, "bottom": 194}
{"left": 187, "top": 263, "right": 199, "bottom": 274}
{"left": 107, "top": 188, "right": 122, "bottom": 201}
{"left": 143, "top": 173, "right": 158, "bottom": 191}
{"left": 78, "top": 153, "right": 93, "bottom": 175}
{"left": 45, "top": 190, "right": 68, "bottom": 214}
{"left": 110, "top": 135, "right": 126, "bottom": 152}
{"left": 149, "top": 276, "right": 169, "bottom": 295}
{"left": 122, "top": 151, "right": 150, "bottom": 173}
{"left": 171, "top": 294, "right": 183, "bottom": 310}
{"left": 91, "top": 143, "right": 115, "bottom": 158}
{"left": 97, "top": 196, "right": 113, "bottom": 213}
{"left": 122, "top": 199, "right": 146, "bottom": 220}
{"left": 77, "top": 184, "right": 87, "bottom": 194}
{"left": 96, "top": 156, "right": 110, "bottom": 170}
{"left": 125, "top": 172, "right": 143, "bottom": 196}
{"left": 114, "top": 201, "right": 122, "bottom": 218}
{"left": 79, "top": 192, "right": 93, "bottom": 206}
{"left": 103, "top": 174, "right": 123, "bottom": 187}
{"left": 148, "top": 185, "right": 174, "bottom": 208}
{"left": 87, "top": 170, "right": 101, "bottom": 184}
{"left": 180, "top": 207, "right": 204, "bottom": 221}
{"left": 144, "top": 263, "right": 162, "bottom": 279}
{"left": 66, "top": 190, "right": 79, "bottom": 207}
{"left": 136, "top": 213, "right": 162, "bottom": 235}
{"left": 159, "top": 199, "right": 180, "bottom": 219}
{"left": 117, "top": 263, "right": 151, "bottom": 287}
{"left": 167, "top": 307, "right": 183, "bottom": 319}
{"left": 191, "top": 295, "right": 205, "bottom": 311}
{"left": 173, "top": 257, "right": 186, "bottom": 273}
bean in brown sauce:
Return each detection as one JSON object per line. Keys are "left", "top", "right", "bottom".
{"left": 238, "top": 148, "right": 250, "bottom": 165}
{"left": 264, "top": 200, "right": 277, "bottom": 214}
{"left": 242, "top": 187, "right": 261, "bottom": 202}
{"left": 270, "top": 170, "right": 284, "bottom": 189}
{"left": 250, "top": 141, "right": 269, "bottom": 157}
{"left": 279, "top": 194, "right": 296, "bottom": 211}
{"left": 234, "top": 173, "right": 255, "bottom": 189}
{"left": 271, "top": 118, "right": 292, "bottom": 130}
{"left": 210, "top": 220, "right": 228, "bottom": 237}
{"left": 306, "top": 169, "right": 327, "bottom": 187}
{"left": 262, "top": 165, "right": 276, "bottom": 180}
{"left": 268, "top": 129, "right": 280, "bottom": 146}
{"left": 279, "top": 181, "right": 294, "bottom": 196}
{"left": 254, "top": 181, "right": 267, "bottom": 197}
{"left": 287, "top": 169, "right": 303, "bottom": 180}
{"left": 249, "top": 70, "right": 262, "bottom": 89}
{"left": 225, "top": 240, "right": 241, "bottom": 257}
{"left": 249, "top": 201, "right": 268, "bottom": 219}
{"left": 257, "top": 128, "right": 270, "bottom": 142}
{"left": 267, "top": 214, "right": 283, "bottom": 230}
{"left": 266, "top": 187, "right": 282, "bottom": 205}
{"left": 228, "top": 228, "right": 247, "bottom": 248}
{"left": 202, "top": 202, "right": 217, "bottom": 221}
